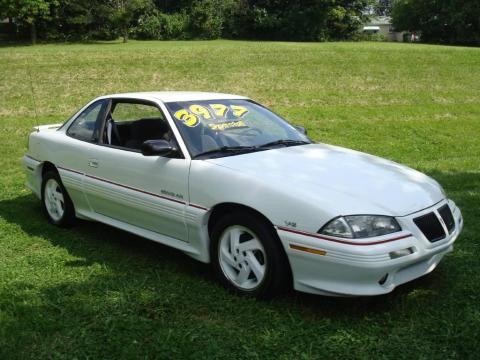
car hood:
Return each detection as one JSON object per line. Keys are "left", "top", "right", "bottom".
{"left": 205, "top": 144, "right": 444, "bottom": 216}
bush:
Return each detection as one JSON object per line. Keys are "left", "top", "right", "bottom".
{"left": 188, "top": 0, "right": 236, "bottom": 39}
{"left": 135, "top": 12, "right": 162, "bottom": 39}
{"left": 135, "top": 11, "right": 188, "bottom": 40}
{"left": 163, "top": 12, "right": 189, "bottom": 39}
{"left": 188, "top": 0, "right": 221, "bottom": 39}
{"left": 392, "top": 0, "right": 480, "bottom": 45}
{"left": 354, "top": 32, "right": 388, "bottom": 42}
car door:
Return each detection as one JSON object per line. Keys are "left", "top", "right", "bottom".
{"left": 81, "top": 99, "right": 189, "bottom": 242}
{"left": 57, "top": 99, "right": 109, "bottom": 215}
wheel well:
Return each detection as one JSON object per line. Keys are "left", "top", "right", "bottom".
{"left": 41, "top": 161, "right": 57, "bottom": 177}
{"left": 207, "top": 203, "right": 276, "bottom": 237}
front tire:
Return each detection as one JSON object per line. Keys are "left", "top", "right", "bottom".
{"left": 41, "top": 170, "right": 76, "bottom": 227}
{"left": 211, "top": 212, "right": 289, "bottom": 298}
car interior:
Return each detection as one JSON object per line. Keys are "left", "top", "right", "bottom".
{"left": 103, "top": 101, "right": 173, "bottom": 151}
{"left": 98, "top": 100, "right": 266, "bottom": 155}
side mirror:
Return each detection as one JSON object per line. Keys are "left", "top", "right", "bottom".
{"left": 293, "top": 125, "right": 307, "bottom": 135}
{"left": 141, "top": 139, "right": 177, "bottom": 156}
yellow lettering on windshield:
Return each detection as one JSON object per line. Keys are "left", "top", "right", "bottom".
{"left": 209, "top": 104, "right": 228, "bottom": 117}
{"left": 208, "top": 120, "right": 246, "bottom": 131}
{"left": 189, "top": 104, "right": 212, "bottom": 119}
{"left": 231, "top": 105, "right": 248, "bottom": 117}
{"left": 174, "top": 109, "right": 199, "bottom": 127}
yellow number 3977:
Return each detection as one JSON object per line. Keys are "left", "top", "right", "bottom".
{"left": 174, "top": 109, "right": 200, "bottom": 127}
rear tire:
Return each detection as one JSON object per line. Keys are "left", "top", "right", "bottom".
{"left": 41, "top": 170, "right": 76, "bottom": 227}
{"left": 211, "top": 212, "right": 290, "bottom": 299}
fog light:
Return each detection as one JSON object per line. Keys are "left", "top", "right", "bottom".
{"left": 389, "top": 247, "right": 413, "bottom": 259}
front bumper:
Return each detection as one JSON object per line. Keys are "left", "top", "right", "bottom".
{"left": 277, "top": 199, "right": 463, "bottom": 296}
{"left": 23, "top": 154, "right": 42, "bottom": 198}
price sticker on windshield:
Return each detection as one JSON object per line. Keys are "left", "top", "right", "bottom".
{"left": 230, "top": 105, "right": 248, "bottom": 118}
{"left": 189, "top": 104, "right": 212, "bottom": 120}
{"left": 208, "top": 120, "right": 247, "bottom": 131}
{"left": 174, "top": 103, "right": 250, "bottom": 128}
{"left": 210, "top": 104, "right": 228, "bottom": 117}
{"left": 174, "top": 109, "right": 200, "bottom": 127}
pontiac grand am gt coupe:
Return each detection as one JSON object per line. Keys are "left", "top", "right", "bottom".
{"left": 23, "top": 92, "right": 463, "bottom": 298}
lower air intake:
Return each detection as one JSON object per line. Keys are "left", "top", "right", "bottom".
{"left": 413, "top": 212, "right": 446, "bottom": 242}
{"left": 438, "top": 204, "right": 455, "bottom": 234}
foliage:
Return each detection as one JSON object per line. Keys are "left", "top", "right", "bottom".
{"left": 135, "top": 10, "right": 189, "bottom": 40}
{"left": 1, "top": 0, "right": 373, "bottom": 42}
{"left": 0, "top": 0, "right": 58, "bottom": 43}
{"left": 0, "top": 40, "right": 479, "bottom": 359}
{"left": 42, "top": 0, "right": 115, "bottom": 41}
{"left": 0, "top": 0, "right": 56, "bottom": 24}
{"left": 108, "top": 0, "right": 153, "bottom": 42}
{"left": 2, "top": 0, "right": 479, "bottom": 45}
{"left": 227, "top": 0, "right": 373, "bottom": 41}
{"left": 392, "top": 0, "right": 480, "bottom": 45}
{"left": 188, "top": 0, "right": 236, "bottom": 39}
{"left": 373, "top": 0, "right": 394, "bottom": 16}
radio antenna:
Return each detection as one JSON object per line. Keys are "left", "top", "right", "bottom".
{"left": 25, "top": 62, "right": 39, "bottom": 132}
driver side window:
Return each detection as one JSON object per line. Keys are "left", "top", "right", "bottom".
{"left": 105, "top": 101, "right": 174, "bottom": 152}
{"left": 112, "top": 103, "right": 163, "bottom": 122}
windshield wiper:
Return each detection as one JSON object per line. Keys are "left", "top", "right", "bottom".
{"left": 259, "top": 139, "right": 311, "bottom": 148}
{"left": 193, "top": 146, "right": 259, "bottom": 159}
{"left": 193, "top": 140, "right": 310, "bottom": 159}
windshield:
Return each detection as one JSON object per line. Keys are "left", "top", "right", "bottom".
{"left": 165, "top": 99, "right": 310, "bottom": 158}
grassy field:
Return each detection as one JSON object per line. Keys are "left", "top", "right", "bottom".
{"left": 0, "top": 40, "right": 479, "bottom": 359}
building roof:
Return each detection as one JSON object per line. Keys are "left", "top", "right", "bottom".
{"left": 366, "top": 16, "right": 392, "bottom": 26}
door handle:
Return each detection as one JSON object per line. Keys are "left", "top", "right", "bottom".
{"left": 88, "top": 159, "right": 99, "bottom": 168}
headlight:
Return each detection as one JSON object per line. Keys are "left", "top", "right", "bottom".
{"left": 319, "top": 215, "right": 401, "bottom": 239}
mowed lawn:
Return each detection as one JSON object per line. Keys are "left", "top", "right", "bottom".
{"left": 0, "top": 40, "right": 479, "bottom": 359}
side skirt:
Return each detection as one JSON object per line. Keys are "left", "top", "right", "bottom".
{"left": 77, "top": 209, "right": 204, "bottom": 260}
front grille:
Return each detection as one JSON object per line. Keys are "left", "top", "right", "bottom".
{"left": 438, "top": 204, "right": 455, "bottom": 234}
{"left": 413, "top": 212, "right": 445, "bottom": 242}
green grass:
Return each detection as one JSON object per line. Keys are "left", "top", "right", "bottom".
{"left": 0, "top": 40, "right": 479, "bottom": 359}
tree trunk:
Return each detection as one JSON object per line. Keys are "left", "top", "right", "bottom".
{"left": 123, "top": 28, "right": 128, "bottom": 43}
{"left": 30, "top": 22, "right": 37, "bottom": 45}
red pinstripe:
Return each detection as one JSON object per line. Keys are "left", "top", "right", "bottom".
{"left": 277, "top": 226, "right": 412, "bottom": 246}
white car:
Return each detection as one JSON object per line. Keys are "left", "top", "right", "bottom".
{"left": 23, "top": 92, "right": 463, "bottom": 297}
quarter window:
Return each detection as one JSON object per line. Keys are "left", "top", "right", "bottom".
{"left": 67, "top": 101, "right": 105, "bottom": 142}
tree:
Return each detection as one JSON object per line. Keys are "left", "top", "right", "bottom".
{"left": 108, "top": 0, "right": 152, "bottom": 42}
{"left": 392, "top": 0, "right": 480, "bottom": 45}
{"left": 188, "top": 0, "right": 236, "bottom": 39}
{"left": 0, "top": 0, "right": 58, "bottom": 43}
{"left": 374, "top": 0, "right": 394, "bottom": 16}
{"left": 0, "top": 0, "right": 378, "bottom": 42}
{"left": 43, "top": 0, "right": 115, "bottom": 41}
{"left": 227, "top": 0, "right": 373, "bottom": 41}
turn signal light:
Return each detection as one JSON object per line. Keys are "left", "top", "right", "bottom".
{"left": 290, "top": 244, "right": 326, "bottom": 256}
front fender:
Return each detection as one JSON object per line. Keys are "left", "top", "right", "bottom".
{"left": 188, "top": 160, "right": 335, "bottom": 234}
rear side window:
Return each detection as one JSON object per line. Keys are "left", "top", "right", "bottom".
{"left": 67, "top": 101, "right": 105, "bottom": 142}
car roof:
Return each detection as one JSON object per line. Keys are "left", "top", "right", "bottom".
{"left": 98, "top": 91, "right": 249, "bottom": 103}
